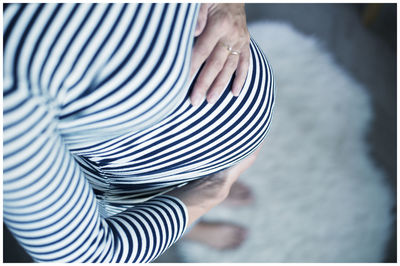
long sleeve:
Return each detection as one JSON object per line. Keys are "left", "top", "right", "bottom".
{"left": 3, "top": 88, "right": 188, "bottom": 262}
{"left": 3, "top": 3, "right": 196, "bottom": 262}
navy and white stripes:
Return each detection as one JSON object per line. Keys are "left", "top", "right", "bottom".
{"left": 3, "top": 3, "right": 274, "bottom": 262}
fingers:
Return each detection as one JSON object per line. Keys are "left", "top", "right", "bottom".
{"left": 190, "top": 42, "right": 230, "bottom": 106}
{"left": 190, "top": 24, "right": 221, "bottom": 80}
{"left": 232, "top": 44, "right": 250, "bottom": 96}
{"left": 194, "top": 4, "right": 208, "bottom": 37}
{"left": 206, "top": 53, "right": 240, "bottom": 104}
{"left": 189, "top": 3, "right": 250, "bottom": 107}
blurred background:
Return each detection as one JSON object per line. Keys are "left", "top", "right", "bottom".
{"left": 3, "top": 3, "right": 397, "bottom": 263}
{"left": 245, "top": 4, "right": 396, "bottom": 262}
{"left": 158, "top": 3, "right": 397, "bottom": 263}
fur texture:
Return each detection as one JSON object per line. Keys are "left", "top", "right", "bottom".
{"left": 177, "top": 21, "right": 394, "bottom": 262}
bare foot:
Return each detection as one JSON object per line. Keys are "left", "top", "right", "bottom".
{"left": 184, "top": 221, "right": 247, "bottom": 250}
{"left": 223, "top": 181, "right": 253, "bottom": 206}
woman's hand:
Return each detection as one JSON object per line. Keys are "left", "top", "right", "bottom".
{"left": 190, "top": 3, "right": 250, "bottom": 106}
{"left": 167, "top": 172, "right": 233, "bottom": 225}
{"left": 166, "top": 149, "right": 260, "bottom": 226}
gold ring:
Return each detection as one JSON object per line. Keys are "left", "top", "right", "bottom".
{"left": 221, "top": 42, "right": 241, "bottom": 55}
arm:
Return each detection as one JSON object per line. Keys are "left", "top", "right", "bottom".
{"left": 3, "top": 4, "right": 195, "bottom": 262}
{"left": 3, "top": 88, "right": 246, "bottom": 262}
{"left": 3, "top": 90, "right": 188, "bottom": 262}
{"left": 3, "top": 3, "right": 251, "bottom": 262}
{"left": 167, "top": 147, "right": 260, "bottom": 226}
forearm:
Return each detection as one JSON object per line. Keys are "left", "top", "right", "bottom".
{"left": 166, "top": 174, "right": 229, "bottom": 226}
{"left": 167, "top": 147, "right": 261, "bottom": 226}
{"left": 166, "top": 164, "right": 245, "bottom": 226}
{"left": 3, "top": 91, "right": 188, "bottom": 263}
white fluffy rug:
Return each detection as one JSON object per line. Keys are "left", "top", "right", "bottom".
{"left": 177, "top": 21, "right": 394, "bottom": 262}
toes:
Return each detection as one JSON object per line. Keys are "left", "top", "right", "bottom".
{"left": 185, "top": 221, "right": 248, "bottom": 250}
{"left": 224, "top": 226, "right": 247, "bottom": 250}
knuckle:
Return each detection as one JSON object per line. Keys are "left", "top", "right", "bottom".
{"left": 219, "top": 15, "right": 230, "bottom": 26}
{"left": 218, "top": 15, "right": 233, "bottom": 30}
{"left": 212, "top": 60, "right": 224, "bottom": 70}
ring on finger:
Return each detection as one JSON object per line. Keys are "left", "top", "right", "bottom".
{"left": 220, "top": 42, "right": 241, "bottom": 55}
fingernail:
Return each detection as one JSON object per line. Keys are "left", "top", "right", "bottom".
{"left": 232, "top": 87, "right": 241, "bottom": 97}
{"left": 191, "top": 92, "right": 203, "bottom": 107}
{"left": 207, "top": 92, "right": 218, "bottom": 104}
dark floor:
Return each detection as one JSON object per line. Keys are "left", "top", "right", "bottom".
{"left": 3, "top": 3, "right": 396, "bottom": 263}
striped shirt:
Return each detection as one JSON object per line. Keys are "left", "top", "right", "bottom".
{"left": 3, "top": 3, "right": 274, "bottom": 262}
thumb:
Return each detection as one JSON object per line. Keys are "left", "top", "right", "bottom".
{"left": 194, "top": 4, "right": 208, "bottom": 37}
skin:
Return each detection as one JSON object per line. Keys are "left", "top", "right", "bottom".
{"left": 167, "top": 3, "right": 255, "bottom": 228}
{"left": 184, "top": 221, "right": 247, "bottom": 250}
{"left": 189, "top": 3, "right": 250, "bottom": 106}
{"left": 167, "top": 147, "right": 260, "bottom": 227}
